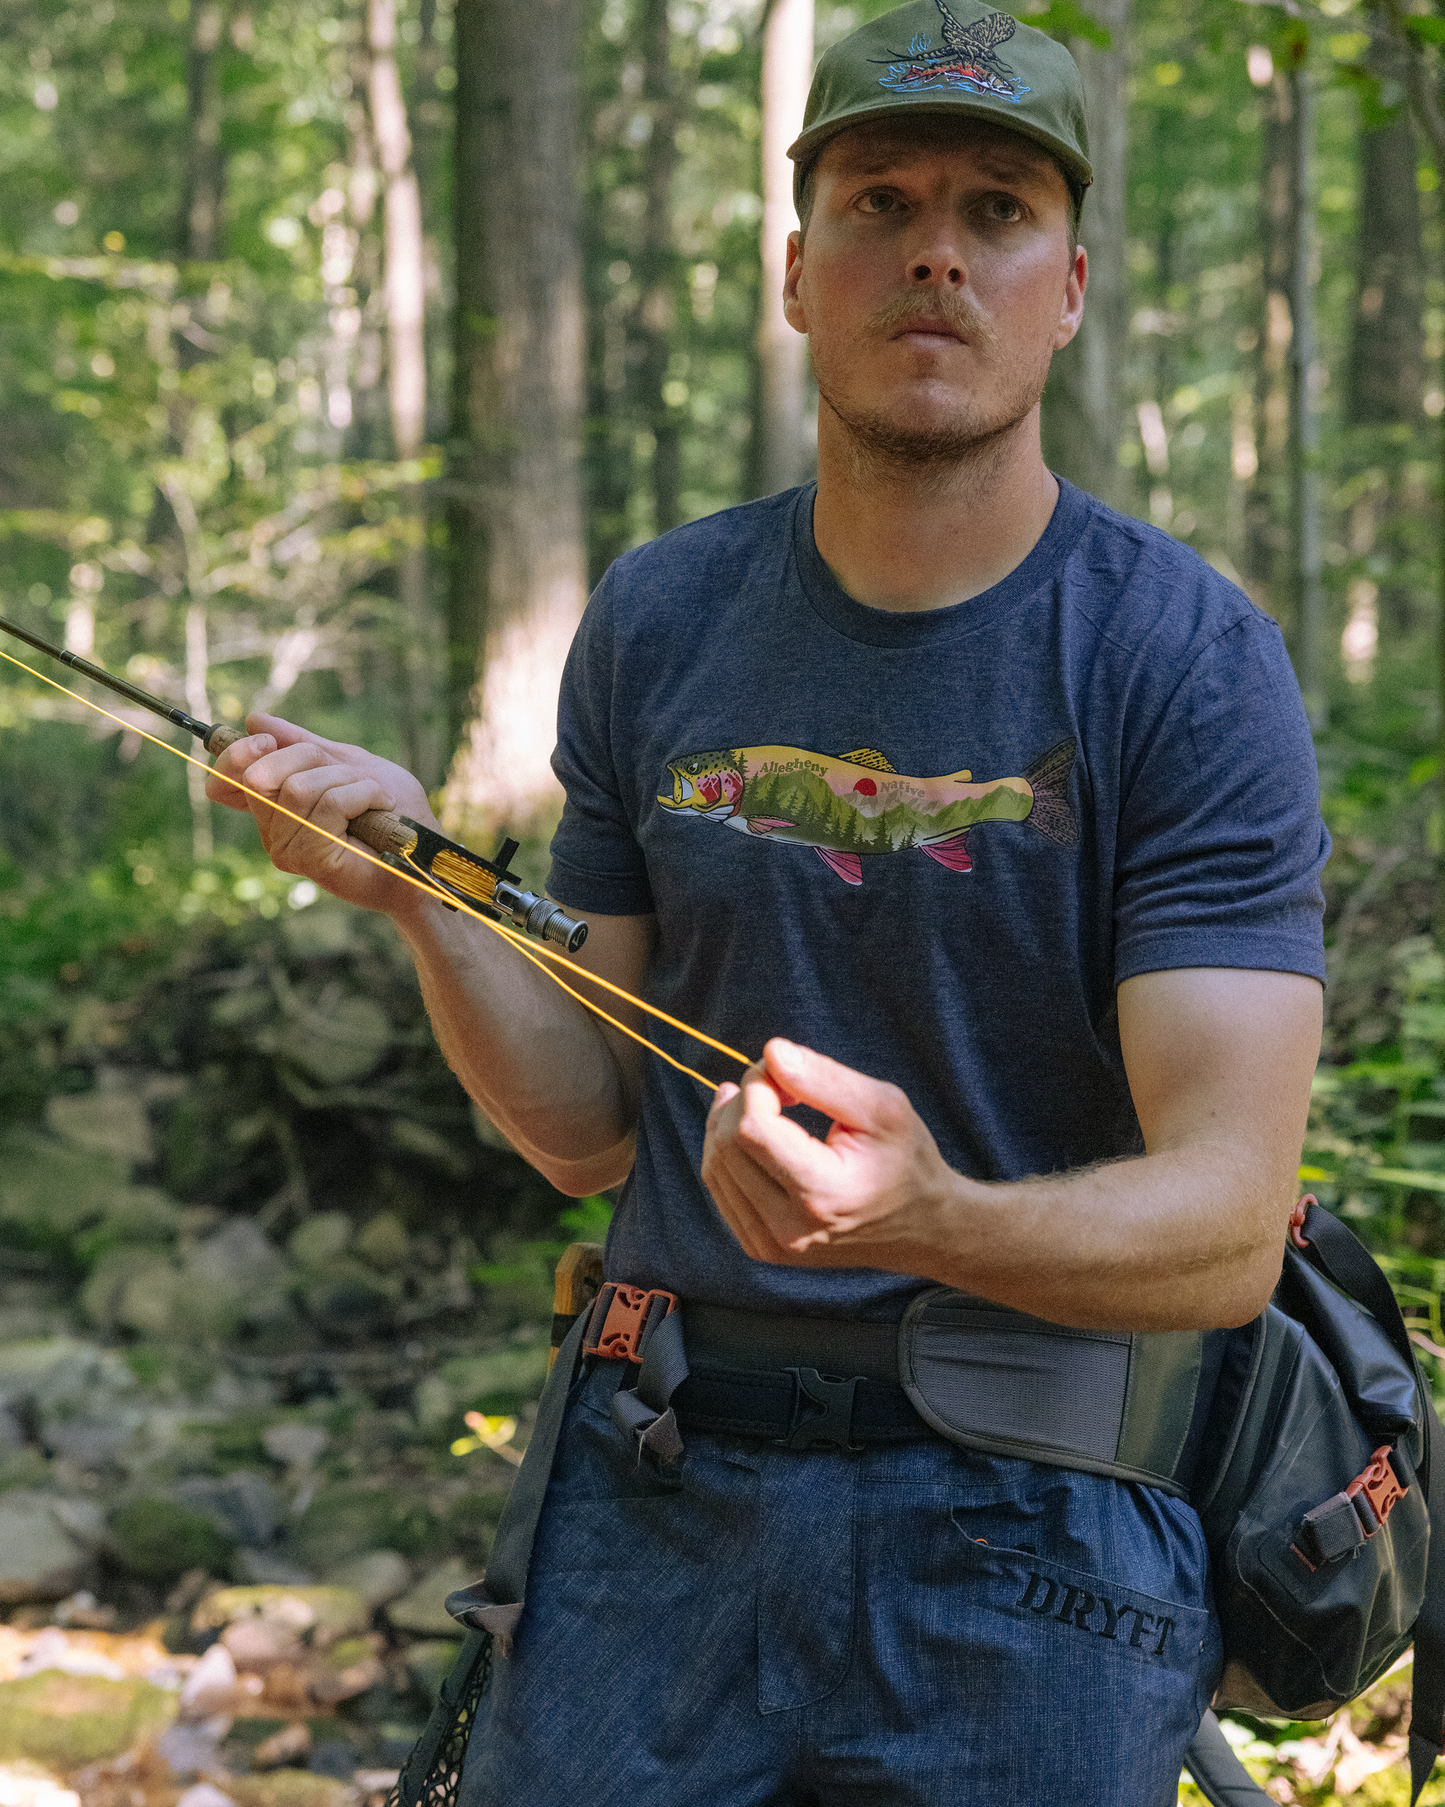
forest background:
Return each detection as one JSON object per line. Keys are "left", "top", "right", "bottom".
{"left": 3, "top": 0, "right": 1445, "bottom": 1799}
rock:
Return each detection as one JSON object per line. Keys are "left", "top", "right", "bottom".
{"left": 234, "top": 1553, "right": 313, "bottom": 1588}
{"left": 287, "top": 1218, "right": 351, "bottom": 1271}
{"left": 304, "top": 1742, "right": 354, "bottom": 1781}
{"left": 265, "top": 996, "right": 393, "bottom": 1088}
{"left": 178, "top": 1643, "right": 236, "bottom": 1720}
{"left": 0, "top": 1672, "right": 174, "bottom": 1765}
{"left": 259, "top": 1426, "right": 326, "bottom": 1470}
{"left": 219, "top": 1620, "right": 302, "bottom": 1672}
{"left": 299, "top": 1269, "right": 395, "bottom": 1340}
{"left": 38, "top": 1414, "right": 134, "bottom": 1468}
{"left": 109, "top": 1499, "right": 234, "bottom": 1585}
{"left": 228, "top": 1774, "right": 353, "bottom": 1807}
{"left": 0, "top": 1761, "right": 81, "bottom": 1807}
{"left": 401, "top": 1641, "right": 461, "bottom": 1703}
{"left": 0, "top": 1495, "right": 87, "bottom": 1605}
{"left": 320, "top": 1550, "right": 408, "bottom": 1610}
{"left": 355, "top": 1215, "right": 408, "bottom": 1269}
{"left": 385, "top": 1561, "right": 475, "bottom": 1638}
{"left": 304, "top": 1639, "right": 383, "bottom": 1706}
{"left": 290, "top": 1488, "right": 419, "bottom": 1574}
{"left": 186, "top": 1221, "right": 287, "bottom": 1308}
{"left": 44, "top": 1089, "right": 154, "bottom": 1167}
{"left": 353, "top": 1772, "right": 399, "bottom": 1800}
{"left": 193, "top": 1587, "right": 369, "bottom": 1648}
{"left": 0, "top": 1341, "right": 135, "bottom": 1419}
{"left": 175, "top": 1787, "right": 236, "bottom": 1807}
{"left": 174, "top": 1475, "right": 281, "bottom": 1549}
{"left": 251, "top": 1724, "right": 311, "bottom": 1771}
{"left": 43, "top": 1500, "right": 105, "bottom": 1551}
{"left": 15, "top": 1631, "right": 123, "bottom": 1682}
{"left": 50, "top": 1592, "right": 115, "bottom": 1631}
{"left": 154, "top": 1723, "right": 225, "bottom": 1781}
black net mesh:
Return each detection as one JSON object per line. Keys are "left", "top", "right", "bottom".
{"left": 386, "top": 1631, "right": 493, "bottom": 1807}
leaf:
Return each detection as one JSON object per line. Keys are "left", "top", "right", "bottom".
{"left": 1363, "top": 1167, "right": 1445, "bottom": 1193}
{"left": 1405, "top": 15, "right": 1445, "bottom": 44}
{"left": 1011, "top": 2, "right": 1111, "bottom": 49}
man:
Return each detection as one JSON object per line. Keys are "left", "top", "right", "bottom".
{"left": 209, "top": 2, "right": 1328, "bottom": 1800}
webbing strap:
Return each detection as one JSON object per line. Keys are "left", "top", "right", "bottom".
{"left": 1300, "top": 1204, "right": 1422, "bottom": 1453}
{"left": 1181, "top": 1712, "right": 1272, "bottom": 1806}
{"left": 1410, "top": 1395, "right": 1445, "bottom": 1805}
{"left": 610, "top": 1307, "right": 689, "bottom": 1461}
{"left": 444, "top": 1308, "right": 590, "bottom": 1655}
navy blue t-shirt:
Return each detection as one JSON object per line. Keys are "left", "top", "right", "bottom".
{"left": 548, "top": 479, "right": 1329, "bottom": 1320}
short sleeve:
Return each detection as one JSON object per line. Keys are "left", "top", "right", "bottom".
{"left": 1113, "top": 616, "right": 1328, "bottom": 984}
{"left": 547, "top": 571, "right": 657, "bottom": 916}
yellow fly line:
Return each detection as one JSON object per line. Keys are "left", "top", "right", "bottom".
{"left": 0, "top": 642, "right": 753, "bottom": 1094}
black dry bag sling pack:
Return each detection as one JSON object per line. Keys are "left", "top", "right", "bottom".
{"left": 1183, "top": 1197, "right": 1445, "bottom": 1805}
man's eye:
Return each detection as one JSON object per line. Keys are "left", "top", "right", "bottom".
{"left": 983, "top": 195, "right": 1024, "bottom": 223}
{"left": 858, "top": 190, "right": 902, "bottom": 215}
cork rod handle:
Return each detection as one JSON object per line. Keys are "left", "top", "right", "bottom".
{"left": 204, "top": 725, "right": 418, "bottom": 858}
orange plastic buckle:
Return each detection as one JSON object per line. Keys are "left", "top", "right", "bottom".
{"left": 1348, "top": 1446, "right": 1407, "bottom": 1534}
{"left": 583, "top": 1283, "right": 679, "bottom": 1364}
{"left": 1288, "top": 1194, "right": 1316, "bottom": 1252}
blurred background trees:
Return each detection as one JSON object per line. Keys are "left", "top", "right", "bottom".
{"left": 11, "top": 0, "right": 1445, "bottom": 1288}
{"left": 9, "top": 7, "right": 1445, "bottom": 1790}
{"left": 9, "top": 0, "right": 1445, "bottom": 1289}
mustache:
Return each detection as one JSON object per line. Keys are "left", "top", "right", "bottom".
{"left": 865, "top": 292, "right": 997, "bottom": 345}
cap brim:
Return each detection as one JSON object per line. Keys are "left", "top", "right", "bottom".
{"left": 788, "top": 99, "right": 1093, "bottom": 191}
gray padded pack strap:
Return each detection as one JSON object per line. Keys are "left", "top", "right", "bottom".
{"left": 444, "top": 1308, "right": 591, "bottom": 1656}
{"left": 899, "top": 1288, "right": 1202, "bottom": 1495}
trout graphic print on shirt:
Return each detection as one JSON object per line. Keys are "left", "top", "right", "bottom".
{"left": 656, "top": 738, "right": 1078, "bottom": 885}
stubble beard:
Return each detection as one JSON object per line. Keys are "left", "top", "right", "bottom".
{"left": 812, "top": 292, "right": 1053, "bottom": 487}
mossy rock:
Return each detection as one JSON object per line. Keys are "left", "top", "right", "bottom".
{"left": 0, "top": 1672, "right": 174, "bottom": 1765}
{"left": 194, "top": 1584, "right": 369, "bottom": 1644}
{"left": 110, "top": 1497, "right": 235, "bottom": 1583}
{"left": 402, "top": 1640, "right": 462, "bottom": 1703}
{"left": 228, "top": 1770, "right": 355, "bottom": 1807}
{"left": 291, "top": 1487, "right": 440, "bottom": 1571}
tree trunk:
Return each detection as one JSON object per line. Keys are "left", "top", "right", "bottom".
{"left": 367, "top": 0, "right": 439, "bottom": 788}
{"left": 181, "top": 0, "right": 227, "bottom": 260}
{"left": 443, "top": 0, "right": 587, "bottom": 841}
{"left": 1289, "top": 56, "right": 1326, "bottom": 730}
{"left": 638, "top": 0, "right": 683, "bottom": 536}
{"left": 1244, "top": 65, "right": 1297, "bottom": 614}
{"left": 1348, "top": 59, "right": 1425, "bottom": 426}
{"left": 756, "top": 0, "right": 814, "bottom": 497}
{"left": 1039, "top": 0, "right": 1129, "bottom": 511}
{"left": 1348, "top": 31, "right": 1426, "bottom": 640}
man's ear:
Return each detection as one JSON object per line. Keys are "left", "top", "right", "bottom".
{"left": 783, "top": 229, "right": 807, "bottom": 335}
{"left": 1054, "top": 244, "right": 1087, "bottom": 351}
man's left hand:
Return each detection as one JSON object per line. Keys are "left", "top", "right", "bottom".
{"left": 702, "top": 1039, "right": 957, "bottom": 1271}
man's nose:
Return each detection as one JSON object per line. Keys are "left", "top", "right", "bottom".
{"left": 907, "top": 239, "right": 965, "bottom": 287}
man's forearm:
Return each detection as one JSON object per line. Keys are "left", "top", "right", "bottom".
{"left": 396, "top": 895, "right": 641, "bottom": 1195}
{"left": 913, "top": 1141, "right": 1290, "bottom": 1332}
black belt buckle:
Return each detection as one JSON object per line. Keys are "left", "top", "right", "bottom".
{"left": 776, "top": 1367, "right": 863, "bottom": 1452}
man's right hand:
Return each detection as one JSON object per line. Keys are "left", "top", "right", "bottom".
{"left": 205, "top": 711, "right": 436, "bottom": 918}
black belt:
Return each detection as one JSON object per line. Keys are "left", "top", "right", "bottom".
{"left": 671, "top": 1364, "right": 929, "bottom": 1448}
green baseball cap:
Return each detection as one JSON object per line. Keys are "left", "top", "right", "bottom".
{"left": 788, "top": 0, "right": 1091, "bottom": 211}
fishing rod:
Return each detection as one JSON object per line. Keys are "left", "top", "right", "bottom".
{"left": 0, "top": 613, "right": 588, "bottom": 954}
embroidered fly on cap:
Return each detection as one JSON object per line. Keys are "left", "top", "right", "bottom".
{"left": 788, "top": 0, "right": 1092, "bottom": 211}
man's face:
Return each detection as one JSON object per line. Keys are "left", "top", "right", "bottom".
{"left": 784, "top": 119, "right": 1086, "bottom": 466}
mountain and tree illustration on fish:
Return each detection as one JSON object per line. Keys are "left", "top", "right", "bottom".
{"left": 656, "top": 738, "right": 1078, "bottom": 885}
